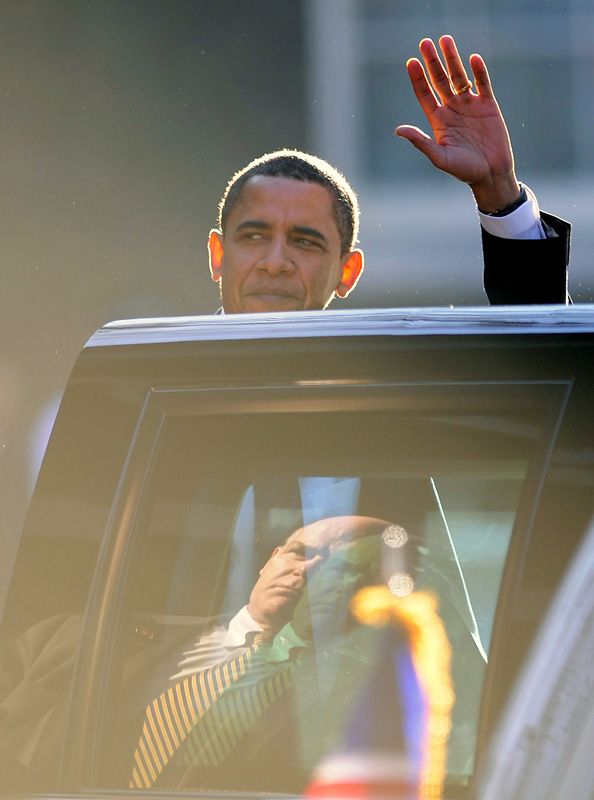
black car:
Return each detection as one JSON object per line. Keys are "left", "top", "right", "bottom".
{"left": 1, "top": 306, "right": 593, "bottom": 798}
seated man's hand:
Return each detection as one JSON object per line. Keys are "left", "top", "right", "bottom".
{"left": 396, "top": 35, "right": 521, "bottom": 213}
{"left": 247, "top": 543, "right": 322, "bottom": 635}
{"left": 249, "top": 516, "right": 390, "bottom": 642}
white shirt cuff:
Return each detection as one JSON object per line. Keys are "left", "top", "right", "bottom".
{"left": 478, "top": 183, "right": 546, "bottom": 240}
{"left": 223, "top": 605, "right": 263, "bottom": 648}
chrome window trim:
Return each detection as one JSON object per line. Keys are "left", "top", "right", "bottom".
{"left": 86, "top": 306, "right": 594, "bottom": 349}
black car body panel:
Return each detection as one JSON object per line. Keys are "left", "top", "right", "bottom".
{"left": 1, "top": 306, "right": 593, "bottom": 798}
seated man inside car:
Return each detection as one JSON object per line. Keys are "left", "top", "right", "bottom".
{"left": 127, "top": 508, "right": 476, "bottom": 794}
{"left": 129, "top": 515, "right": 419, "bottom": 793}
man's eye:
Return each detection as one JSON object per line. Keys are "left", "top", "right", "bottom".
{"left": 236, "top": 230, "right": 266, "bottom": 242}
{"left": 294, "top": 237, "right": 320, "bottom": 249}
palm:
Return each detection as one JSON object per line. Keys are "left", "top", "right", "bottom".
{"left": 425, "top": 95, "right": 513, "bottom": 184}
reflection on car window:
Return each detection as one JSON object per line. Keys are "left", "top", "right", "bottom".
{"left": 90, "top": 383, "right": 561, "bottom": 794}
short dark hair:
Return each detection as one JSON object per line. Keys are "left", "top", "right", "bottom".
{"left": 217, "top": 149, "right": 359, "bottom": 255}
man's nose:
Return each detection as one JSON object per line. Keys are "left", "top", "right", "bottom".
{"left": 257, "top": 238, "right": 295, "bottom": 275}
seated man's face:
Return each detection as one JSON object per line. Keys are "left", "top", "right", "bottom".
{"left": 208, "top": 176, "right": 363, "bottom": 313}
{"left": 247, "top": 515, "right": 387, "bottom": 638}
{"left": 291, "top": 534, "right": 381, "bottom": 642}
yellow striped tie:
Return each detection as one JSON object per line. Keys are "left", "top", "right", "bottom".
{"left": 129, "top": 633, "right": 291, "bottom": 789}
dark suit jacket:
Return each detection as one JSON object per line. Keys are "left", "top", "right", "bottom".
{"left": 0, "top": 612, "right": 211, "bottom": 792}
{"left": 482, "top": 213, "right": 571, "bottom": 305}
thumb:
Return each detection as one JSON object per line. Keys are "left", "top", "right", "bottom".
{"left": 395, "top": 125, "right": 445, "bottom": 170}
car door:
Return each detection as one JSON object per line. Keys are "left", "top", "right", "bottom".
{"left": 1, "top": 310, "right": 592, "bottom": 799}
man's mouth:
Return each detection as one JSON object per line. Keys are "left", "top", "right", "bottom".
{"left": 247, "top": 288, "right": 299, "bottom": 299}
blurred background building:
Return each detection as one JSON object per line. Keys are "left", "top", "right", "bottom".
{"left": 307, "top": 0, "right": 593, "bottom": 305}
{"left": 1, "top": 0, "right": 592, "bottom": 611}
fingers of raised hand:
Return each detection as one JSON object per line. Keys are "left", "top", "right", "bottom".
{"left": 418, "top": 36, "right": 489, "bottom": 101}
{"left": 290, "top": 569, "right": 305, "bottom": 590}
{"left": 301, "top": 554, "right": 323, "bottom": 580}
{"left": 438, "top": 34, "right": 473, "bottom": 96}
{"left": 405, "top": 57, "right": 439, "bottom": 117}
{"left": 418, "top": 37, "right": 456, "bottom": 102}
{"left": 469, "top": 52, "right": 495, "bottom": 99}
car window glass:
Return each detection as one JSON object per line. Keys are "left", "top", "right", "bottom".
{"left": 91, "top": 381, "right": 563, "bottom": 795}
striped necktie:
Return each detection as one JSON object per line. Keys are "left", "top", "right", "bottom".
{"left": 130, "top": 632, "right": 293, "bottom": 789}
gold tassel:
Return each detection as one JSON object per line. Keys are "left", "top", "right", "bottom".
{"left": 351, "top": 586, "right": 454, "bottom": 800}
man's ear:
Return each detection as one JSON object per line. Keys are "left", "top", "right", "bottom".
{"left": 208, "top": 229, "right": 224, "bottom": 282}
{"left": 336, "top": 249, "right": 364, "bottom": 298}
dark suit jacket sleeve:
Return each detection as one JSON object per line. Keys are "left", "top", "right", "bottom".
{"left": 482, "top": 212, "right": 571, "bottom": 305}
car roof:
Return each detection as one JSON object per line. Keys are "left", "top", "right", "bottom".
{"left": 86, "top": 305, "right": 594, "bottom": 349}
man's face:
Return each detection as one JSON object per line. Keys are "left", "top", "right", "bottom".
{"left": 290, "top": 523, "right": 383, "bottom": 641}
{"left": 247, "top": 515, "right": 386, "bottom": 636}
{"left": 208, "top": 176, "right": 363, "bottom": 313}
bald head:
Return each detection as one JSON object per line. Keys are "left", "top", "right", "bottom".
{"left": 247, "top": 516, "right": 392, "bottom": 636}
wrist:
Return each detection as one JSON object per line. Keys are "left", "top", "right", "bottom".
{"left": 246, "top": 602, "right": 282, "bottom": 634}
{"left": 479, "top": 184, "right": 527, "bottom": 217}
{"left": 471, "top": 173, "right": 521, "bottom": 214}
{"left": 478, "top": 183, "right": 542, "bottom": 239}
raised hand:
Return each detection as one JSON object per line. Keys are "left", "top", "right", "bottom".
{"left": 247, "top": 544, "right": 322, "bottom": 634}
{"left": 396, "top": 35, "right": 521, "bottom": 213}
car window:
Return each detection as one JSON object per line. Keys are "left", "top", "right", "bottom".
{"left": 85, "top": 379, "right": 566, "bottom": 795}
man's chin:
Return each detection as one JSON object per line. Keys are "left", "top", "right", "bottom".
{"left": 243, "top": 294, "right": 304, "bottom": 313}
